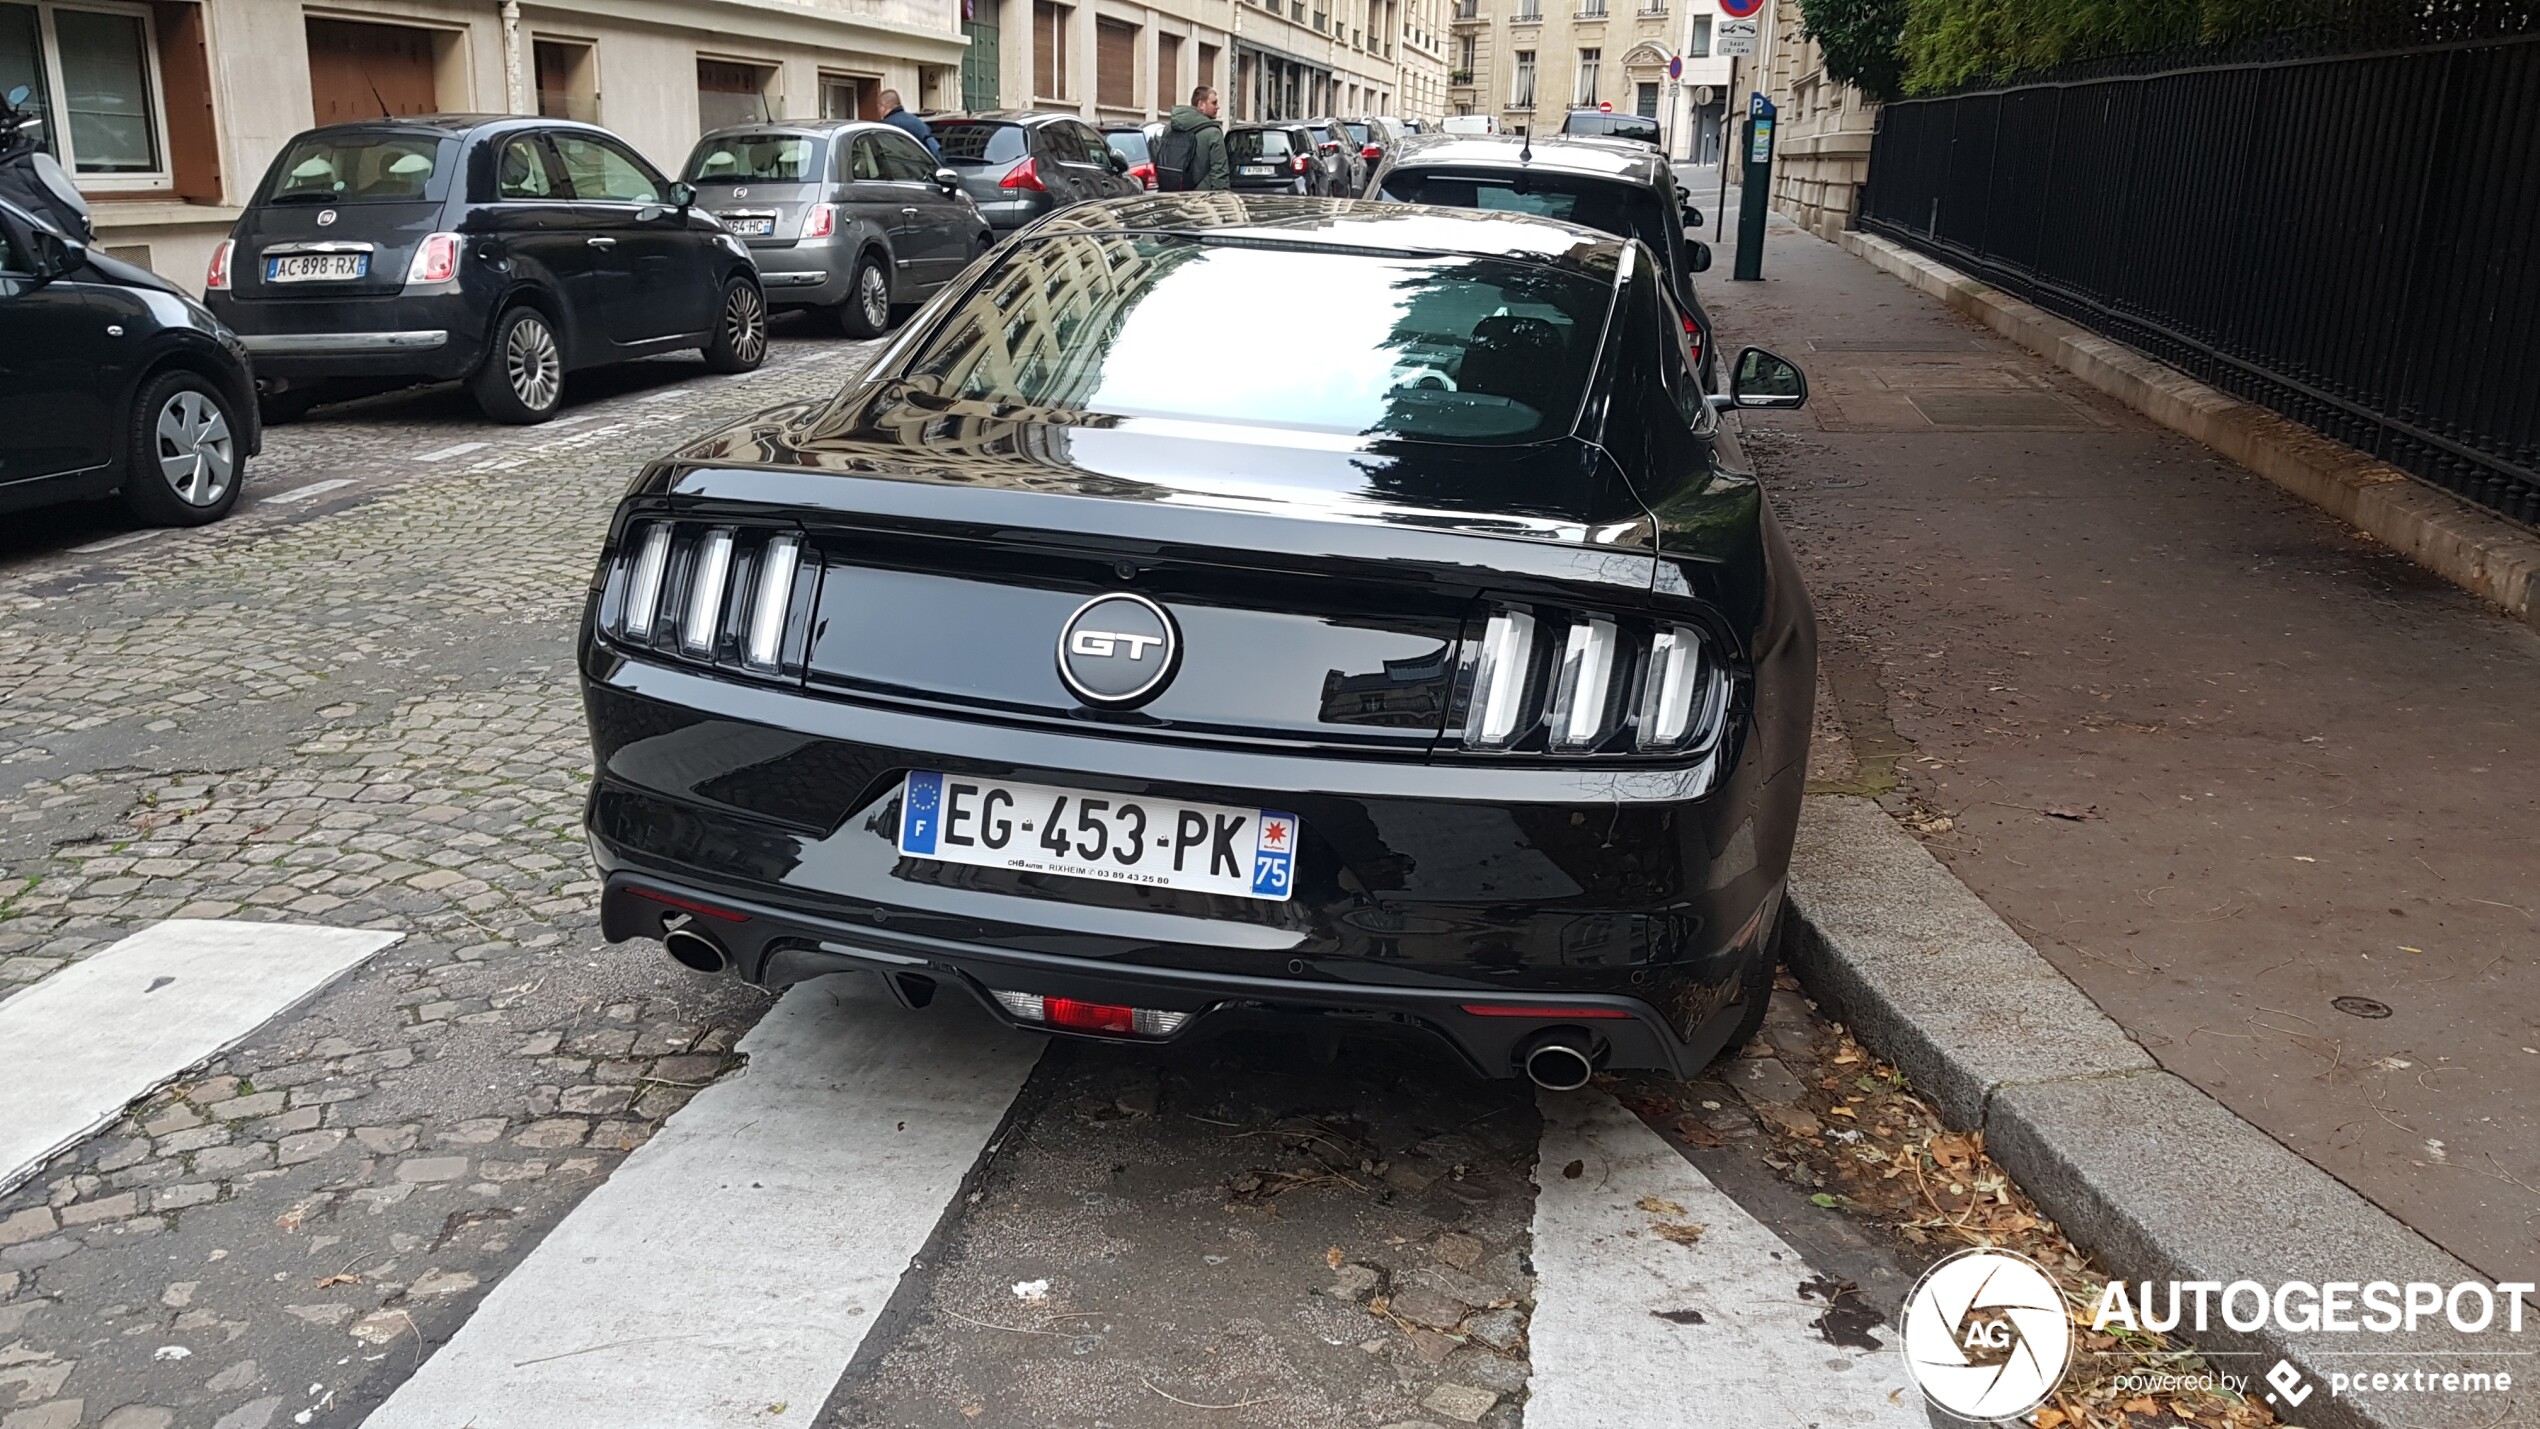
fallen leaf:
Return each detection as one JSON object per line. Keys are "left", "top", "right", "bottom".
{"left": 1651, "top": 1222, "right": 1706, "bottom": 1246}
{"left": 1325, "top": 1246, "right": 1344, "bottom": 1270}
{"left": 2042, "top": 804, "right": 2100, "bottom": 821}
{"left": 2031, "top": 1410, "right": 2066, "bottom": 1429}
{"left": 1671, "top": 1114, "right": 1726, "bottom": 1148}
{"left": 1826, "top": 1104, "right": 1857, "bottom": 1118}
{"left": 2121, "top": 1397, "right": 2159, "bottom": 1415}
{"left": 314, "top": 1273, "right": 360, "bottom": 1289}
{"left": 1636, "top": 1196, "right": 1687, "bottom": 1216}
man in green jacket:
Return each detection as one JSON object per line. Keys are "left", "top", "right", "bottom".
{"left": 1161, "top": 87, "right": 1230, "bottom": 192}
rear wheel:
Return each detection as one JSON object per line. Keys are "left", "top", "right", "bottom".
{"left": 705, "top": 277, "right": 769, "bottom": 371}
{"left": 471, "top": 306, "right": 564, "bottom": 424}
{"left": 118, "top": 372, "right": 243, "bottom": 527}
{"left": 837, "top": 253, "right": 891, "bottom": 339}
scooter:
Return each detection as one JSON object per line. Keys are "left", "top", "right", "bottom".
{"left": 0, "top": 83, "right": 93, "bottom": 241}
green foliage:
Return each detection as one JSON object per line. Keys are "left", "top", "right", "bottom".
{"left": 1798, "top": 0, "right": 1913, "bottom": 99}
{"left": 1895, "top": 0, "right": 2410, "bottom": 94}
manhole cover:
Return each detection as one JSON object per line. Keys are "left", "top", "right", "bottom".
{"left": 1908, "top": 391, "right": 2091, "bottom": 428}
{"left": 2331, "top": 996, "right": 2394, "bottom": 1019}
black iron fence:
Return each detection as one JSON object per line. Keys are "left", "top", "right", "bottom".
{"left": 1860, "top": 24, "right": 2540, "bottom": 527}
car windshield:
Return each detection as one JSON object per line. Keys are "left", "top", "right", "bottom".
{"left": 1230, "top": 129, "right": 1296, "bottom": 160}
{"left": 263, "top": 134, "right": 447, "bottom": 204}
{"left": 1379, "top": 170, "right": 1672, "bottom": 271}
{"left": 1104, "top": 130, "right": 1151, "bottom": 163}
{"left": 686, "top": 135, "right": 818, "bottom": 181}
{"left": 935, "top": 122, "right": 1028, "bottom": 165}
{"left": 902, "top": 233, "right": 1611, "bottom": 445}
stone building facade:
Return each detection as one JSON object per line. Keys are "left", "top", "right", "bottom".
{"left": 1749, "top": 0, "right": 1876, "bottom": 238}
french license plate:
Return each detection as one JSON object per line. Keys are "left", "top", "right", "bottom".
{"left": 1244, "top": 165, "right": 1278, "bottom": 177}
{"left": 723, "top": 215, "right": 776, "bottom": 236}
{"left": 265, "top": 253, "right": 366, "bottom": 282}
{"left": 897, "top": 771, "right": 1298, "bottom": 902}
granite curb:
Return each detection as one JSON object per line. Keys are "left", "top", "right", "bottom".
{"left": 1836, "top": 228, "right": 2540, "bottom": 631}
{"left": 1783, "top": 794, "right": 2539, "bottom": 1429}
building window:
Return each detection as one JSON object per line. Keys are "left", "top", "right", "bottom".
{"left": 534, "top": 38, "right": 597, "bottom": 122}
{"left": 1574, "top": 47, "right": 1598, "bottom": 105}
{"left": 697, "top": 58, "right": 774, "bottom": 132}
{"left": 1514, "top": 0, "right": 1539, "bottom": 18}
{"left": 2, "top": 1, "right": 168, "bottom": 183}
{"left": 1689, "top": 14, "right": 1710, "bottom": 56}
{"left": 1578, "top": 0, "right": 1604, "bottom": 15}
{"left": 1509, "top": 49, "right": 1533, "bottom": 109}
{"left": 1094, "top": 17, "right": 1135, "bottom": 110}
{"left": 821, "top": 74, "right": 878, "bottom": 119}
{"left": 1032, "top": 1, "right": 1069, "bottom": 100}
{"left": 1456, "top": 34, "right": 1474, "bottom": 71}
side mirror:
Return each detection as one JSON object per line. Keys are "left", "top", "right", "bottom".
{"left": 1682, "top": 205, "right": 1704, "bottom": 227}
{"left": 669, "top": 180, "right": 697, "bottom": 211}
{"left": 1730, "top": 346, "right": 1808, "bottom": 409}
{"left": 934, "top": 166, "right": 961, "bottom": 191}
{"left": 1107, "top": 150, "right": 1129, "bottom": 173}
{"left": 1682, "top": 238, "right": 1712, "bottom": 274}
{"left": 27, "top": 226, "right": 85, "bottom": 283}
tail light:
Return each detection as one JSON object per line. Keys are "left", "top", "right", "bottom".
{"left": 1132, "top": 161, "right": 1157, "bottom": 191}
{"left": 607, "top": 519, "right": 810, "bottom": 678}
{"left": 1460, "top": 608, "right": 1733, "bottom": 757}
{"left": 405, "top": 232, "right": 461, "bottom": 285}
{"left": 1362, "top": 143, "right": 1384, "bottom": 160}
{"left": 1681, "top": 311, "right": 1706, "bottom": 368}
{"left": 205, "top": 239, "right": 234, "bottom": 291}
{"left": 1000, "top": 158, "right": 1046, "bottom": 192}
{"left": 802, "top": 203, "right": 837, "bottom": 239}
{"left": 989, "top": 990, "right": 1194, "bottom": 1037}
{"left": 1290, "top": 153, "right": 1312, "bottom": 176}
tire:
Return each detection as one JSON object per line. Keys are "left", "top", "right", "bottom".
{"left": 1704, "top": 890, "right": 1789, "bottom": 1069}
{"left": 470, "top": 306, "right": 565, "bottom": 424}
{"left": 704, "top": 276, "right": 770, "bottom": 371}
{"left": 836, "top": 254, "right": 891, "bottom": 339}
{"left": 118, "top": 371, "right": 244, "bottom": 528}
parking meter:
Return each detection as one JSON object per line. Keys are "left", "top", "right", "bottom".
{"left": 1733, "top": 92, "right": 1775, "bottom": 281}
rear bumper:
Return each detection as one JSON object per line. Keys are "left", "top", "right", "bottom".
{"left": 205, "top": 289, "right": 487, "bottom": 382}
{"left": 750, "top": 244, "right": 854, "bottom": 306}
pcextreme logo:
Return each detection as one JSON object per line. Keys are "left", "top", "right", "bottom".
{"left": 1901, "top": 1248, "right": 2076, "bottom": 1420}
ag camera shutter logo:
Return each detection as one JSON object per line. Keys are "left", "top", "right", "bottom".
{"left": 1902, "top": 1248, "right": 2075, "bottom": 1419}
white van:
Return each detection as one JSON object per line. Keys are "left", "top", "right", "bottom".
{"left": 1439, "top": 115, "right": 1499, "bottom": 136}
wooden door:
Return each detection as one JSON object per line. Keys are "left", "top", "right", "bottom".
{"left": 306, "top": 19, "right": 439, "bottom": 125}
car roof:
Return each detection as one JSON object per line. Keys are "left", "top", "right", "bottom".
{"left": 1383, "top": 132, "right": 1667, "bottom": 185}
{"left": 288, "top": 114, "right": 623, "bottom": 142}
{"left": 932, "top": 110, "right": 1087, "bottom": 126}
{"left": 1029, "top": 195, "right": 1627, "bottom": 278}
{"left": 693, "top": 119, "right": 895, "bottom": 141}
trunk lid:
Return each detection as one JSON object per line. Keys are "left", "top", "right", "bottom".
{"left": 229, "top": 199, "right": 443, "bottom": 301}
{"left": 688, "top": 178, "right": 822, "bottom": 246}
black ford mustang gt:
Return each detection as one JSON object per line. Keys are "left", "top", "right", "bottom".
{"left": 578, "top": 195, "right": 1817, "bottom": 1088}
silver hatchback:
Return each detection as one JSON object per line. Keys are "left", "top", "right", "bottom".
{"left": 681, "top": 121, "right": 992, "bottom": 337}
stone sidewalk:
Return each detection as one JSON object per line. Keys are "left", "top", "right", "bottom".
{"left": 1706, "top": 198, "right": 2540, "bottom": 1286}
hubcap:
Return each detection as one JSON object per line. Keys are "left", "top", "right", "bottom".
{"left": 858, "top": 266, "right": 889, "bottom": 331}
{"left": 726, "top": 285, "right": 767, "bottom": 363}
{"left": 505, "top": 317, "right": 561, "bottom": 411}
{"left": 154, "top": 390, "right": 234, "bottom": 507}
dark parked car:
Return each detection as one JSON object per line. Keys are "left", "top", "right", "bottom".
{"left": 206, "top": 115, "right": 766, "bottom": 425}
{"left": 1100, "top": 124, "right": 1159, "bottom": 191}
{"left": 578, "top": 195, "right": 1817, "bottom": 1089}
{"left": 1224, "top": 125, "right": 1331, "bottom": 195}
{"left": 0, "top": 196, "right": 258, "bottom": 526}
{"left": 682, "top": 121, "right": 991, "bottom": 339}
{"left": 1345, "top": 117, "right": 1410, "bottom": 172}
{"left": 1373, "top": 133, "right": 1718, "bottom": 385}
{"left": 931, "top": 112, "right": 1143, "bottom": 235}
{"left": 1299, "top": 117, "right": 1369, "bottom": 196}
{"left": 1560, "top": 108, "right": 1662, "bottom": 147}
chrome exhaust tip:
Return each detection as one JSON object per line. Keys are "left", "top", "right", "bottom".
{"left": 663, "top": 926, "right": 729, "bottom": 975}
{"left": 1520, "top": 1033, "right": 1597, "bottom": 1092}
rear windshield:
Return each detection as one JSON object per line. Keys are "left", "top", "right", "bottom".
{"left": 935, "top": 122, "right": 1028, "bottom": 165}
{"left": 1103, "top": 130, "right": 1151, "bottom": 163}
{"left": 262, "top": 133, "right": 448, "bottom": 205}
{"left": 1229, "top": 129, "right": 1296, "bottom": 161}
{"left": 1565, "top": 112, "right": 1660, "bottom": 144}
{"left": 686, "top": 135, "right": 819, "bottom": 182}
{"left": 903, "top": 233, "right": 1611, "bottom": 445}
{"left": 1345, "top": 122, "right": 1371, "bottom": 144}
{"left": 1380, "top": 170, "right": 1672, "bottom": 270}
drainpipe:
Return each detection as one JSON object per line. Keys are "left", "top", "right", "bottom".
{"left": 500, "top": 0, "right": 527, "bottom": 115}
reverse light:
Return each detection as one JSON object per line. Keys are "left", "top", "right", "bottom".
{"left": 742, "top": 534, "right": 800, "bottom": 671}
{"left": 621, "top": 522, "right": 672, "bottom": 639}
{"left": 680, "top": 527, "right": 735, "bottom": 658}
{"left": 999, "top": 158, "right": 1046, "bottom": 191}
{"left": 1546, "top": 617, "right": 1620, "bottom": 753}
{"left": 1637, "top": 624, "right": 1728, "bottom": 752}
{"left": 803, "top": 203, "right": 837, "bottom": 239}
{"left": 1463, "top": 609, "right": 1538, "bottom": 750}
{"left": 205, "top": 239, "right": 234, "bottom": 291}
{"left": 405, "top": 232, "right": 461, "bottom": 285}
{"left": 989, "top": 990, "right": 1193, "bottom": 1037}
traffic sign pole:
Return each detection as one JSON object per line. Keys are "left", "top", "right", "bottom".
{"left": 1714, "top": 56, "right": 1734, "bottom": 241}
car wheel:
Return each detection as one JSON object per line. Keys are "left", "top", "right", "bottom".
{"left": 837, "top": 254, "right": 891, "bottom": 339}
{"left": 118, "top": 371, "right": 244, "bottom": 528}
{"left": 705, "top": 277, "right": 770, "bottom": 372}
{"left": 471, "top": 306, "right": 564, "bottom": 424}
{"left": 1705, "top": 891, "right": 1789, "bottom": 1068}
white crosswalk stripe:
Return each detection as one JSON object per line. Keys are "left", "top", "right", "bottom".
{"left": 1526, "top": 1091, "right": 1924, "bottom": 1428}
{"left": 361, "top": 973, "right": 1043, "bottom": 1429}
{"left": 0, "top": 919, "right": 402, "bottom": 1195}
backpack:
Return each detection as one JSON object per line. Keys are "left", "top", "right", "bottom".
{"left": 1153, "top": 126, "right": 1198, "bottom": 192}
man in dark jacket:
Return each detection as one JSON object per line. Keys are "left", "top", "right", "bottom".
{"left": 1160, "top": 86, "right": 1229, "bottom": 192}
{"left": 877, "top": 89, "right": 939, "bottom": 161}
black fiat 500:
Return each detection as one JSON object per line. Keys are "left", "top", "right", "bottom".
{"left": 206, "top": 115, "right": 766, "bottom": 424}
{"left": 578, "top": 196, "right": 1816, "bottom": 1086}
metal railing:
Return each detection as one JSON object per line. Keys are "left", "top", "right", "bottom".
{"left": 1860, "top": 17, "right": 2540, "bottom": 527}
